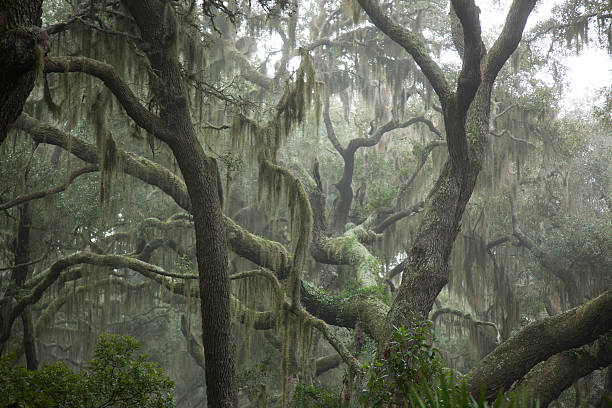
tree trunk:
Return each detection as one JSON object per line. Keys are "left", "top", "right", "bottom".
{"left": 0, "top": 0, "right": 43, "bottom": 144}
{"left": 121, "top": 1, "right": 238, "bottom": 406}
{"left": 13, "top": 203, "right": 39, "bottom": 369}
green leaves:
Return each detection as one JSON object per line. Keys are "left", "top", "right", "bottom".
{"left": 358, "top": 315, "right": 541, "bottom": 408}
{"left": 0, "top": 334, "right": 174, "bottom": 408}
{"left": 360, "top": 314, "right": 443, "bottom": 407}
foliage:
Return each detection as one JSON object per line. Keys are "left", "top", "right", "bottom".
{"left": 359, "top": 320, "right": 540, "bottom": 408}
{"left": 0, "top": 334, "right": 174, "bottom": 408}
{"left": 360, "top": 315, "right": 444, "bottom": 407}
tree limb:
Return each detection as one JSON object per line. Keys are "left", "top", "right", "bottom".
{"left": 517, "top": 331, "right": 612, "bottom": 406}
{"left": 483, "top": 0, "right": 537, "bottom": 85}
{"left": 451, "top": 0, "right": 485, "bottom": 120}
{"left": 0, "top": 165, "right": 98, "bottom": 211}
{"left": 374, "top": 201, "right": 424, "bottom": 234}
{"left": 356, "top": 0, "right": 451, "bottom": 105}
{"left": 44, "top": 56, "right": 173, "bottom": 143}
{"left": 431, "top": 306, "right": 500, "bottom": 344}
{"left": 467, "top": 289, "right": 612, "bottom": 400}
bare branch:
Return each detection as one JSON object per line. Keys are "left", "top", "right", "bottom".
{"left": 431, "top": 307, "right": 500, "bottom": 344}
{"left": 0, "top": 165, "right": 98, "bottom": 211}
{"left": 374, "top": 201, "right": 425, "bottom": 234}
{"left": 399, "top": 139, "right": 445, "bottom": 193}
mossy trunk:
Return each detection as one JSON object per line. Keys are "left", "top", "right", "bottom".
{"left": 388, "top": 83, "right": 491, "bottom": 333}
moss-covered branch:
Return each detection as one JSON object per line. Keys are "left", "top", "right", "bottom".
{"left": 315, "top": 234, "right": 379, "bottom": 287}
{"left": 15, "top": 113, "right": 295, "bottom": 279}
{"left": 300, "top": 281, "right": 388, "bottom": 343}
{"left": 1, "top": 251, "right": 194, "bottom": 344}
{"left": 516, "top": 331, "right": 612, "bottom": 406}
{"left": 467, "top": 289, "right": 612, "bottom": 400}
{"left": 483, "top": 0, "right": 537, "bottom": 84}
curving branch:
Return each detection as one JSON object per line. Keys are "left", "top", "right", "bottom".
{"left": 509, "top": 191, "right": 581, "bottom": 306}
{"left": 325, "top": 92, "right": 443, "bottom": 232}
{"left": 1, "top": 251, "right": 192, "bottom": 343}
{"left": 180, "top": 314, "right": 206, "bottom": 369}
{"left": 356, "top": 0, "right": 451, "bottom": 105}
{"left": 229, "top": 269, "right": 362, "bottom": 375}
{"left": 373, "top": 201, "right": 424, "bottom": 234}
{"left": 44, "top": 56, "right": 173, "bottom": 143}
{"left": 14, "top": 113, "right": 296, "bottom": 282}
{"left": 0, "top": 165, "right": 98, "bottom": 211}
{"left": 399, "top": 140, "right": 446, "bottom": 194}
{"left": 315, "top": 354, "right": 342, "bottom": 376}
{"left": 15, "top": 112, "right": 191, "bottom": 209}
{"left": 431, "top": 307, "right": 500, "bottom": 344}
{"left": 36, "top": 277, "right": 150, "bottom": 337}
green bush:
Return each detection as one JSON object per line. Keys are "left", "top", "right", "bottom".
{"left": 0, "top": 334, "right": 174, "bottom": 408}
{"left": 359, "top": 316, "right": 538, "bottom": 408}
{"left": 360, "top": 315, "right": 443, "bottom": 407}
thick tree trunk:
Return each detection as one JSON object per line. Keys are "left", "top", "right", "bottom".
{"left": 0, "top": 0, "right": 43, "bottom": 144}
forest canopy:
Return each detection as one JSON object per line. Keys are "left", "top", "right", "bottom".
{"left": 0, "top": 0, "right": 611, "bottom": 407}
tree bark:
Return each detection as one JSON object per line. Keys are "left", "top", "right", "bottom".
{"left": 120, "top": 1, "right": 238, "bottom": 406}
{"left": 12, "top": 203, "right": 39, "bottom": 369}
{"left": 0, "top": 0, "right": 43, "bottom": 144}
{"left": 517, "top": 332, "right": 612, "bottom": 407}
{"left": 467, "top": 290, "right": 612, "bottom": 400}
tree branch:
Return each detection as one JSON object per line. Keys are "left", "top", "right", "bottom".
{"left": 431, "top": 307, "right": 500, "bottom": 344}
{"left": 356, "top": 0, "right": 451, "bottom": 105}
{"left": 0, "top": 165, "right": 98, "bottom": 211}
{"left": 373, "top": 201, "right": 424, "bottom": 234}
{"left": 509, "top": 192, "right": 581, "bottom": 306}
{"left": 517, "top": 331, "right": 612, "bottom": 406}
{"left": 451, "top": 0, "right": 485, "bottom": 120}
{"left": 467, "top": 289, "right": 612, "bottom": 400}
{"left": 483, "top": 0, "right": 537, "bottom": 85}
{"left": 399, "top": 140, "right": 445, "bottom": 194}
{"left": 44, "top": 56, "right": 173, "bottom": 143}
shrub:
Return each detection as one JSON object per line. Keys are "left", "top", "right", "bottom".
{"left": 0, "top": 334, "right": 174, "bottom": 408}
